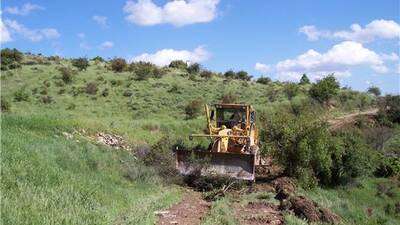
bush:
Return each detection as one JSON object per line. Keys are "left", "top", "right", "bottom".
{"left": 85, "top": 82, "right": 98, "bottom": 95}
{"left": 130, "top": 61, "right": 161, "bottom": 80}
{"left": 367, "top": 86, "right": 381, "bottom": 96}
{"left": 224, "top": 70, "right": 236, "bottom": 79}
{"left": 184, "top": 99, "right": 203, "bottom": 119}
{"left": 41, "top": 95, "right": 53, "bottom": 104}
{"left": 299, "top": 74, "right": 310, "bottom": 85}
{"left": 1, "top": 97, "right": 11, "bottom": 112}
{"left": 169, "top": 60, "right": 187, "bottom": 70}
{"left": 187, "top": 63, "right": 201, "bottom": 74}
{"left": 58, "top": 66, "right": 75, "bottom": 84}
{"left": 309, "top": 75, "right": 340, "bottom": 103}
{"left": 101, "top": 88, "right": 109, "bottom": 97}
{"left": 284, "top": 82, "right": 299, "bottom": 100}
{"left": 1, "top": 48, "right": 23, "bottom": 70}
{"left": 71, "top": 57, "right": 89, "bottom": 71}
{"left": 92, "top": 56, "right": 104, "bottom": 62}
{"left": 13, "top": 88, "right": 30, "bottom": 102}
{"left": 200, "top": 70, "right": 213, "bottom": 79}
{"left": 123, "top": 90, "right": 133, "bottom": 97}
{"left": 110, "top": 58, "right": 127, "bottom": 72}
{"left": 256, "top": 76, "right": 271, "bottom": 85}
{"left": 235, "top": 70, "right": 252, "bottom": 81}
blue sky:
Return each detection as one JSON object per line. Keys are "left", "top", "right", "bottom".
{"left": 1, "top": 0, "right": 399, "bottom": 93}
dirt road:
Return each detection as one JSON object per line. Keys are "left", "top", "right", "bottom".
{"left": 328, "top": 108, "right": 378, "bottom": 130}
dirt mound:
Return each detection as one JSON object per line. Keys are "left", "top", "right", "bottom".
{"left": 235, "top": 201, "right": 283, "bottom": 225}
{"left": 271, "top": 177, "right": 296, "bottom": 200}
{"left": 288, "top": 196, "right": 340, "bottom": 224}
{"left": 156, "top": 191, "right": 211, "bottom": 225}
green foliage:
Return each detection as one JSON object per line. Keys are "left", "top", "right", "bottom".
{"left": 256, "top": 76, "right": 271, "bottom": 85}
{"left": 367, "top": 86, "right": 381, "bottom": 96}
{"left": 110, "top": 58, "right": 127, "bottom": 72}
{"left": 187, "top": 63, "right": 201, "bottom": 74}
{"left": 378, "top": 95, "right": 400, "bottom": 124}
{"left": 92, "top": 56, "right": 104, "bottom": 62}
{"left": 223, "top": 70, "right": 236, "bottom": 79}
{"left": 41, "top": 95, "right": 53, "bottom": 104}
{"left": 309, "top": 75, "right": 340, "bottom": 103}
{"left": 13, "top": 88, "right": 30, "bottom": 102}
{"left": 1, "top": 48, "right": 23, "bottom": 70}
{"left": 184, "top": 99, "right": 203, "bottom": 119}
{"left": 220, "top": 93, "right": 238, "bottom": 103}
{"left": 169, "top": 60, "right": 187, "bottom": 70}
{"left": 130, "top": 61, "right": 162, "bottom": 80}
{"left": 58, "top": 66, "right": 75, "bottom": 84}
{"left": 71, "top": 57, "right": 89, "bottom": 71}
{"left": 299, "top": 74, "right": 310, "bottom": 85}
{"left": 284, "top": 82, "right": 299, "bottom": 100}
{"left": 235, "top": 70, "right": 252, "bottom": 81}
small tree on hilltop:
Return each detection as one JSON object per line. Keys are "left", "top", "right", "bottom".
{"left": 200, "top": 70, "right": 213, "bottom": 79}
{"left": 187, "top": 63, "right": 201, "bottom": 74}
{"left": 1, "top": 48, "right": 23, "bottom": 70}
{"left": 110, "top": 58, "right": 127, "bottom": 72}
{"left": 169, "top": 60, "right": 187, "bottom": 70}
{"left": 256, "top": 76, "right": 271, "bottom": 85}
{"left": 236, "top": 70, "right": 252, "bottom": 81}
{"left": 224, "top": 70, "right": 236, "bottom": 79}
{"left": 299, "top": 74, "right": 310, "bottom": 85}
{"left": 367, "top": 86, "right": 381, "bottom": 96}
{"left": 72, "top": 57, "right": 89, "bottom": 71}
{"left": 309, "top": 74, "right": 340, "bottom": 104}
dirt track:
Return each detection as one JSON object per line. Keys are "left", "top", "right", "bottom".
{"left": 328, "top": 108, "right": 378, "bottom": 130}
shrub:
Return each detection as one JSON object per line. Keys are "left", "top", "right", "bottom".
{"left": 309, "top": 75, "right": 340, "bottom": 103}
{"left": 235, "top": 70, "right": 252, "bottom": 81}
{"left": 130, "top": 61, "right": 161, "bottom": 80}
{"left": 1, "top": 97, "right": 11, "bottom": 112}
{"left": 58, "top": 66, "right": 75, "bottom": 84}
{"left": 101, "top": 88, "right": 109, "bottom": 97}
{"left": 92, "top": 56, "right": 104, "bottom": 62}
{"left": 284, "top": 82, "right": 299, "bottom": 100}
{"left": 13, "top": 88, "right": 30, "bottom": 102}
{"left": 1, "top": 48, "right": 23, "bottom": 70}
{"left": 184, "top": 99, "right": 203, "bottom": 119}
{"left": 200, "top": 70, "right": 213, "bottom": 79}
{"left": 187, "top": 63, "right": 201, "bottom": 74}
{"left": 85, "top": 82, "right": 98, "bottom": 95}
{"left": 71, "top": 57, "right": 89, "bottom": 71}
{"left": 299, "top": 74, "right": 310, "bottom": 85}
{"left": 256, "top": 76, "right": 271, "bottom": 85}
{"left": 110, "top": 58, "right": 127, "bottom": 72}
{"left": 224, "top": 70, "right": 236, "bottom": 79}
{"left": 367, "top": 86, "right": 381, "bottom": 96}
{"left": 220, "top": 93, "right": 238, "bottom": 103}
{"left": 169, "top": 60, "right": 187, "bottom": 70}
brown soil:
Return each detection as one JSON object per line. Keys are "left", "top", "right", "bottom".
{"left": 235, "top": 201, "right": 284, "bottom": 225}
{"left": 328, "top": 108, "right": 378, "bottom": 130}
{"left": 271, "top": 177, "right": 296, "bottom": 200}
{"left": 156, "top": 190, "right": 211, "bottom": 225}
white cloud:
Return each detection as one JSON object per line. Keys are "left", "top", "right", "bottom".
{"left": 254, "top": 63, "right": 271, "bottom": 73}
{"left": 380, "top": 52, "right": 399, "bottom": 61}
{"left": 300, "top": 19, "right": 400, "bottom": 43}
{"left": 132, "top": 46, "right": 211, "bottom": 66}
{"left": 4, "top": 19, "right": 60, "bottom": 42}
{"left": 99, "top": 41, "right": 114, "bottom": 50}
{"left": 5, "top": 3, "right": 44, "bottom": 16}
{"left": 260, "top": 41, "right": 390, "bottom": 81}
{"left": 0, "top": 19, "right": 12, "bottom": 43}
{"left": 123, "top": 0, "right": 219, "bottom": 27}
{"left": 92, "top": 15, "right": 109, "bottom": 28}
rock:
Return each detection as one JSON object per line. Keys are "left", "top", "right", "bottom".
{"left": 155, "top": 211, "right": 170, "bottom": 216}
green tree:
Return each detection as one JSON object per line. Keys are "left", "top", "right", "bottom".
{"left": 367, "top": 86, "right": 381, "bottom": 96}
{"left": 187, "top": 63, "right": 201, "bottom": 74}
{"left": 110, "top": 58, "right": 127, "bottom": 72}
{"left": 284, "top": 82, "right": 299, "bottom": 100}
{"left": 299, "top": 74, "right": 310, "bottom": 85}
{"left": 235, "top": 70, "right": 252, "bottom": 81}
{"left": 224, "top": 70, "right": 236, "bottom": 79}
{"left": 169, "top": 60, "right": 187, "bottom": 70}
{"left": 71, "top": 57, "right": 89, "bottom": 71}
{"left": 309, "top": 74, "right": 340, "bottom": 103}
{"left": 1, "top": 48, "right": 23, "bottom": 70}
{"left": 256, "top": 76, "right": 271, "bottom": 85}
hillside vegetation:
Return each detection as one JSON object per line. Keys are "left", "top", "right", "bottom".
{"left": 1, "top": 50, "right": 399, "bottom": 225}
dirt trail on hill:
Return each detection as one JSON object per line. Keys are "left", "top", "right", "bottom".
{"left": 328, "top": 108, "right": 378, "bottom": 130}
{"left": 156, "top": 190, "right": 211, "bottom": 225}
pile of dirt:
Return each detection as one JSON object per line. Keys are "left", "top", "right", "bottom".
{"left": 235, "top": 201, "right": 283, "bottom": 225}
{"left": 288, "top": 196, "right": 340, "bottom": 224}
{"left": 271, "top": 177, "right": 296, "bottom": 200}
{"left": 95, "top": 132, "right": 132, "bottom": 151}
{"left": 156, "top": 191, "right": 211, "bottom": 225}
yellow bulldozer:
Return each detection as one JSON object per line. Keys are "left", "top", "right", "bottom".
{"left": 176, "top": 103, "right": 260, "bottom": 181}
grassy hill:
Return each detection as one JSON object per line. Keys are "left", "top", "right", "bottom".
{"left": 1, "top": 53, "right": 399, "bottom": 225}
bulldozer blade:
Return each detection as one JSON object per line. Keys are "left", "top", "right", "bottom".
{"left": 176, "top": 150, "right": 256, "bottom": 181}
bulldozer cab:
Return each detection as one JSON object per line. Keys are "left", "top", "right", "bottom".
{"left": 176, "top": 103, "right": 259, "bottom": 181}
